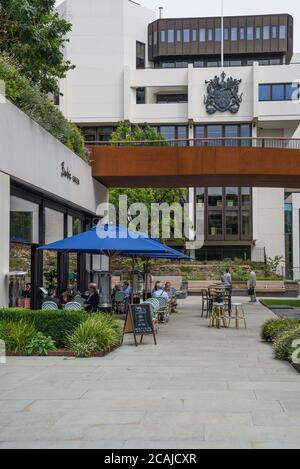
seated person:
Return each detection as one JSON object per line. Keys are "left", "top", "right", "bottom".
{"left": 60, "top": 289, "right": 71, "bottom": 306}
{"left": 22, "top": 283, "right": 31, "bottom": 299}
{"left": 43, "top": 288, "right": 62, "bottom": 309}
{"left": 152, "top": 282, "right": 169, "bottom": 301}
{"left": 82, "top": 283, "right": 100, "bottom": 313}
{"left": 164, "top": 281, "right": 177, "bottom": 313}
{"left": 122, "top": 281, "right": 131, "bottom": 298}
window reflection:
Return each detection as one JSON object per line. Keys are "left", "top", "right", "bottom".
{"left": 208, "top": 188, "right": 223, "bottom": 207}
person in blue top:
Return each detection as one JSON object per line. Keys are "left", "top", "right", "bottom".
{"left": 122, "top": 281, "right": 131, "bottom": 297}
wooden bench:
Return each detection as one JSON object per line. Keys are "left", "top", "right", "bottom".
{"left": 255, "top": 281, "right": 285, "bottom": 293}
{"left": 188, "top": 281, "right": 221, "bottom": 294}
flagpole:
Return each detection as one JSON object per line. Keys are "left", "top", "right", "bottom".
{"left": 221, "top": 0, "right": 224, "bottom": 68}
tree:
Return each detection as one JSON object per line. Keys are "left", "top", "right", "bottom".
{"left": 109, "top": 122, "right": 188, "bottom": 239}
{"left": 0, "top": 0, "right": 74, "bottom": 94}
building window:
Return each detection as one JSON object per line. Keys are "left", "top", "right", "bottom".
{"left": 224, "top": 28, "right": 229, "bottom": 40}
{"left": 136, "top": 87, "right": 146, "bottom": 104}
{"left": 199, "top": 28, "right": 206, "bottom": 42}
{"left": 149, "top": 33, "right": 152, "bottom": 46}
{"left": 198, "top": 188, "right": 252, "bottom": 241}
{"left": 136, "top": 41, "right": 145, "bottom": 69}
{"left": 256, "top": 27, "right": 261, "bottom": 40}
{"left": 161, "top": 30, "right": 166, "bottom": 42}
{"left": 155, "top": 125, "right": 188, "bottom": 146}
{"left": 192, "top": 29, "right": 197, "bottom": 42}
{"left": 176, "top": 29, "right": 181, "bottom": 42}
{"left": 225, "top": 125, "right": 239, "bottom": 146}
{"left": 183, "top": 29, "right": 190, "bottom": 43}
{"left": 280, "top": 24, "right": 286, "bottom": 39}
{"left": 259, "top": 83, "right": 300, "bottom": 101}
{"left": 208, "top": 29, "right": 213, "bottom": 41}
{"left": 154, "top": 31, "right": 157, "bottom": 45}
{"left": 263, "top": 26, "right": 270, "bottom": 40}
{"left": 194, "top": 124, "right": 252, "bottom": 146}
{"left": 156, "top": 94, "right": 188, "bottom": 103}
{"left": 272, "top": 26, "right": 277, "bottom": 39}
{"left": 240, "top": 27, "right": 245, "bottom": 40}
{"left": 247, "top": 26, "right": 254, "bottom": 41}
{"left": 168, "top": 29, "right": 174, "bottom": 43}
{"left": 215, "top": 28, "right": 221, "bottom": 42}
{"left": 10, "top": 197, "right": 39, "bottom": 245}
{"left": 231, "top": 27, "right": 238, "bottom": 41}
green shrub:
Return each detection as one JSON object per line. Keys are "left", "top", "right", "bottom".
{"left": 273, "top": 328, "right": 300, "bottom": 361}
{"left": 261, "top": 318, "right": 300, "bottom": 343}
{"left": 67, "top": 315, "right": 122, "bottom": 358}
{"left": 26, "top": 333, "right": 56, "bottom": 357}
{"left": 0, "top": 309, "right": 87, "bottom": 347}
{"left": 0, "top": 320, "right": 36, "bottom": 355}
{"left": 0, "top": 55, "right": 86, "bottom": 159}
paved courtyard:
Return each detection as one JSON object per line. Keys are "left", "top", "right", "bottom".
{"left": 0, "top": 297, "right": 300, "bottom": 449}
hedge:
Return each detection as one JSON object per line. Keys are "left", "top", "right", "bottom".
{"left": 0, "top": 309, "right": 88, "bottom": 347}
{"left": 0, "top": 55, "right": 86, "bottom": 159}
{"left": 261, "top": 318, "right": 300, "bottom": 343}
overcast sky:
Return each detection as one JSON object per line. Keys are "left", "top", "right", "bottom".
{"left": 56, "top": 0, "right": 300, "bottom": 52}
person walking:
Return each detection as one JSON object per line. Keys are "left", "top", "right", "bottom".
{"left": 248, "top": 267, "right": 257, "bottom": 303}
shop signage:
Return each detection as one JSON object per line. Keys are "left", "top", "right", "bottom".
{"left": 204, "top": 71, "right": 243, "bottom": 114}
{"left": 123, "top": 304, "right": 157, "bottom": 346}
{"left": 61, "top": 162, "right": 80, "bottom": 185}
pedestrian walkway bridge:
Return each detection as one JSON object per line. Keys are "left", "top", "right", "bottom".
{"left": 88, "top": 138, "right": 300, "bottom": 188}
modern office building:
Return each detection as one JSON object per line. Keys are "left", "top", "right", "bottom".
{"left": 57, "top": 0, "right": 300, "bottom": 277}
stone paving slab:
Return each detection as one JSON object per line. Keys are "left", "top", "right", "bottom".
{"left": 0, "top": 296, "right": 299, "bottom": 449}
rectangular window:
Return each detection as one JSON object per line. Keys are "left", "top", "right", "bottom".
{"left": 272, "top": 26, "right": 277, "bottom": 39}
{"left": 259, "top": 84, "right": 271, "bottom": 101}
{"left": 225, "top": 125, "right": 239, "bottom": 146}
{"left": 272, "top": 84, "right": 285, "bottom": 101}
{"left": 154, "top": 31, "right": 157, "bottom": 45}
{"left": 136, "top": 41, "right": 145, "bottom": 69}
{"left": 226, "top": 188, "right": 239, "bottom": 208}
{"left": 279, "top": 24, "right": 286, "bottom": 39}
{"left": 195, "top": 125, "right": 205, "bottom": 146}
{"left": 215, "top": 28, "right": 221, "bottom": 42}
{"left": 240, "top": 27, "right": 245, "bottom": 40}
{"left": 231, "top": 27, "right": 238, "bottom": 41}
{"left": 161, "top": 30, "right": 166, "bottom": 42}
{"left": 175, "top": 61, "right": 188, "bottom": 68}
{"left": 226, "top": 212, "right": 239, "bottom": 236}
{"left": 208, "top": 29, "right": 213, "bottom": 41}
{"left": 176, "top": 29, "right": 181, "bottom": 42}
{"left": 183, "top": 29, "right": 190, "bottom": 43}
{"left": 199, "top": 28, "right": 206, "bottom": 42}
{"left": 207, "top": 125, "right": 222, "bottom": 146}
{"left": 208, "top": 213, "right": 223, "bottom": 237}
{"left": 208, "top": 188, "right": 223, "bottom": 207}
{"left": 196, "top": 187, "right": 205, "bottom": 205}
{"left": 168, "top": 29, "right": 174, "bottom": 43}
{"left": 263, "top": 25, "right": 270, "bottom": 40}
{"left": 149, "top": 34, "right": 152, "bottom": 46}
{"left": 247, "top": 26, "right": 254, "bottom": 41}
{"left": 256, "top": 27, "right": 261, "bottom": 40}
{"left": 286, "top": 83, "right": 299, "bottom": 101}
{"left": 192, "top": 29, "right": 197, "bottom": 41}
{"left": 156, "top": 94, "right": 188, "bottom": 104}
{"left": 136, "top": 87, "right": 145, "bottom": 104}
{"left": 241, "top": 124, "right": 251, "bottom": 147}
{"left": 242, "top": 211, "right": 251, "bottom": 237}
{"left": 224, "top": 28, "right": 229, "bottom": 40}
{"left": 241, "top": 188, "right": 251, "bottom": 207}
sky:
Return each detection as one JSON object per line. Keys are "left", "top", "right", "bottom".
{"left": 56, "top": 0, "right": 300, "bottom": 52}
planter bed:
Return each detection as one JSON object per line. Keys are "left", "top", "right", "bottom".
{"left": 291, "top": 362, "right": 300, "bottom": 374}
{"left": 7, "top": 345, "right": 121, "bottom": 358}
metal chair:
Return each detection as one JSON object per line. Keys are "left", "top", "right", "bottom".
{"left": 201, "top": 289, "right": 211, "bottom": 318}
{"left": 156, "top": 297, "right": 170, "bottom": 323}
{"left": 64, "top": 302, "right": 82, "bottom": 311}
{"left": 73, "top": 294, "right": 84, "bottom": 305}
{"left": 42, "top": 301, "right": 59, "bottom": 311}
{"left": 114, "top": 291, "right": 126, "bottom": 314}
{"left": 145, "top": 298, "right": 160, "bottom": 313}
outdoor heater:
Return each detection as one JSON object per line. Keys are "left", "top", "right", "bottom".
{"left": 93, "top": 270, "right": 112, "bottom": 312}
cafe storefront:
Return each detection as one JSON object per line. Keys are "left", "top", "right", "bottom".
{"left": 0, "top": 100, "right": 107, "bottom": 309}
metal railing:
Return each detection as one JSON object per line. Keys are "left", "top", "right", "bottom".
{"left": 87, "top": 137, "right": 300, "bottom": 149}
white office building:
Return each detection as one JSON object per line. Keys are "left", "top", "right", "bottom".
{"left": 58, "top": 0, "right": 300, "bottom": 278}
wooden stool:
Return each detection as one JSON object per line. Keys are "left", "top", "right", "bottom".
{"left": 209, "top": 303, "right": 228, "bottom": 329}
{"left": 228, "top": 303, "right": 247, "bottom": 329}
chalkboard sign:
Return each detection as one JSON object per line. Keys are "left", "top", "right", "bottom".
{"left": 123, "top": 304, "right": 157, "bottom": 346}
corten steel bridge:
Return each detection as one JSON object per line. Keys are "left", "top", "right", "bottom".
{"left": 88, "top": 137, "right": 300, "bottom": 188}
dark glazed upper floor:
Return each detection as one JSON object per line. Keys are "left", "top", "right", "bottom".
{"left": 148, "top": 14, "right": 293, "bottom": 64}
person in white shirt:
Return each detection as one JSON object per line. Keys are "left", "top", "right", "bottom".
{"left": 223, "top": 268, "right": 232, "bottom": 288}
{"left": 248, "top": 267, "right": 257, "bottom": 303}
{"left": 152, "top": 282, "right": 169, "bottom": 301}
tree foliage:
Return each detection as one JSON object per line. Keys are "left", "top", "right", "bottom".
{"left": 109, "top": 122, "right": 187, "bottom": 238}
{"left": 0, "top": 0, "right": 74, "bottom": 93}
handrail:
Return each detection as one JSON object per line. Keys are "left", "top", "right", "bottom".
{"left": 87, "top": 137, "right": 300, "bottom": 149}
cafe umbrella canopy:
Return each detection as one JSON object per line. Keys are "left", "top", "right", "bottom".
{"left": 38, "top": 224, "right": 188, "bottom": 301}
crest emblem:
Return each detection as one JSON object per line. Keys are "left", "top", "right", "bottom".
{"left": 204, "top": 72, "right": 243, "bottom": 114}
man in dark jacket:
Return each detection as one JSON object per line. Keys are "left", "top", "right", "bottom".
{"left": 83, "top": 283, "right": 100, "bottom": 312}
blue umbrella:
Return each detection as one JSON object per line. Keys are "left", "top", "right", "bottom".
{"left": 38, "top": 225, "right": 173, "bottom": 255}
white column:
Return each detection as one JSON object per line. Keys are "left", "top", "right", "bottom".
{"left": 0, "top": 172, "right": 10, "bottom": 307}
